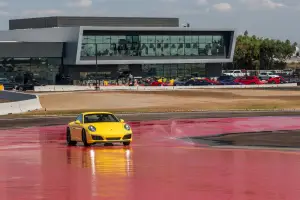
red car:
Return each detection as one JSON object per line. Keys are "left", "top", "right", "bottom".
{"left": 268, "top": 76, "right": 285, "bottom": 84}
{"left": 150, "top": 81, "right": 168, "bottom": 86}
{"left": 203, "top": 78, "right": 218, "bottom": 84}
{"left": 236, "top": 76, "right": 264, "bottom": 85}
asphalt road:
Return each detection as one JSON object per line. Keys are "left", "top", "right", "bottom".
{"left": 1, "top": 111, "right": 300, "bottom": 129}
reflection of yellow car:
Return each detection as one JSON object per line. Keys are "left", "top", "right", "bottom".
{"left": 67, "top": 112, "right": 132, "bottom": 147}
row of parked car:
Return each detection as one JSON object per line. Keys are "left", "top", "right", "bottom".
{"left": 167, "top": 75, "right": 285, "bottom": 86}
{"left": 0, "top": 77, "right": 42, "bottom": 91}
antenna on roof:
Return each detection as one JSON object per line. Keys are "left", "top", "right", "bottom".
{"left": 182, "top": 23, "right": 190, "bottom": 27}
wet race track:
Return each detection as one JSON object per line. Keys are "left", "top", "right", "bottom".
{"left": 1, "top": 116, "right": 300, "bottom": 200}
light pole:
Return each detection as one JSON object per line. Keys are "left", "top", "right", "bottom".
{"left": 95, "top": 43, "right": 99, "bottom": 89}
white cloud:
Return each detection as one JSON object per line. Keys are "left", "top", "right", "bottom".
{"left": 212, "top": 3, "right": 232, "bottom": 12}
{"left": 240, "top": 0, "right": 285, "bottom": 9}
{"left": 22, "top": 9, "right": 63, "bottom": 17}
{"left": 67, "top": 0, "right": 92, "bottom": 7}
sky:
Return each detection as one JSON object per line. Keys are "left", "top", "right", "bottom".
{"left": 0, "top": 0, "right": 299, "bottom": 43}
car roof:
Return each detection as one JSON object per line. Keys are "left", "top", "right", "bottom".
{"left": 82, "top": 112, "right": 113, "bottom": 115}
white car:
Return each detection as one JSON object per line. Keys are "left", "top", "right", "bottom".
{"left": 223, "top": 70, "right": 249, "bottom": 77}
{"left": 258, "top": 72, "right": 279, "bottom": 80}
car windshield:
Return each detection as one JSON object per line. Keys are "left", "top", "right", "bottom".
{"left": 84, "top": 114, "right": 119, "bottom": 123}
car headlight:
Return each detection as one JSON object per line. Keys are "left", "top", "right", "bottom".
{"left": 124, "top": 124, "right": 131, "bottom": 131}
{"left": 88, "top": 125, "right": 96, "bottom": 132}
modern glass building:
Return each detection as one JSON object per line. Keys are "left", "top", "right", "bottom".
{"left": 0, "top": 16, "right": 237, "bottom": 84}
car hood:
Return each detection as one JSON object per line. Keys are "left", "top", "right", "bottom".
{"left": 85, "top": 122, "right": 128, "bottom": 133}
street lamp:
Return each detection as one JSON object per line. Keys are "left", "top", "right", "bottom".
{"left": 95, "top": 44, "right": 99, "bottom": 89}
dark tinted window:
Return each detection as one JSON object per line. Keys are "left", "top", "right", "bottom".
{"left": 84, "top": 114, "right": 119, "bottom": 123}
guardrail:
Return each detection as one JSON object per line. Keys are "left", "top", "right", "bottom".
{"left": 34, "top": 83, "right": 298, "bottom": 92}
{"left": 0, "top": 91, "right": 42, "bottom": 115}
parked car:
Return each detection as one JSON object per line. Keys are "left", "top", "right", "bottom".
{"left": 268, "top": 76, "right": 286, "bottom": 84}
{"left": 184, "top": 79, "right": 214, "bottom": 86}
{"left": 219, "top": 79, "right": 242, "bottom": 85}
{"left": 173, "top": 78, "right": 188, "bottom": 86}
{"left": 202, "top": 78, "right": 219, "bottom": 84}
{"left": 217, "top": 75, "right": 240, "bottom": 85}
{"left": 223, "top": 70, "right": 249, "bottom": 77}
{"left": 0, "top": 78, "right": 17, "bottom": 90}
{"left": 235, "top": 76, "right": 264, "bottom": 85}
{"left": 258, "top": 72, "right": 279, "bottom": 80}
{"left": 217, "top": 75, "right": 236, "bottom": 82}
{"left": 15, "top": 81, "right": 42, "bottom": 91}
{"left": 150, "top": 81, "right": 168, "bottom": 86}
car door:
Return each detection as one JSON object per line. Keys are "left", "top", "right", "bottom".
{"left": 71, "top": 114, "right": 84, "bottom": 141}
{"left": 260, "top": 73, "right": 268, "bottom": 80}
{"left": 185, "top": 80, "right": 194, "bottom": 86}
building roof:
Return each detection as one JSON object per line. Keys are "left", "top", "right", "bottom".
{"left": 9, "top": 16, "right": 180, "bottom": 30}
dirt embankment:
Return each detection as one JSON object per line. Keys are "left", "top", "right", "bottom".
{"left": 34, "top": 89, "right": 300, "bottom": 114}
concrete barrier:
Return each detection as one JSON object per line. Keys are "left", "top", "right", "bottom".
{"left": 34, "top": 83, "right": 298, "bottom": 92}
{"left": 34, "top": 85, "right": 95, "bottom": 92}
{"left": 0, "top": 91, "right": 42, "bottom": 115}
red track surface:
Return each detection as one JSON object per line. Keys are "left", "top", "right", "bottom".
{"left": 1, "top": 116, "right": 300, "bottom": 200}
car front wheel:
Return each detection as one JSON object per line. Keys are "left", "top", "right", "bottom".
{"left": 82, "top": 129, "right": 91, "bottom": 147}
{"left": 66, "top": 128, "right": 77, "bottom": 146}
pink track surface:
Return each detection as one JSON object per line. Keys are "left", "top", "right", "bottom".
{"left": 1, "top": 116, "right": 300, "bottom": 200}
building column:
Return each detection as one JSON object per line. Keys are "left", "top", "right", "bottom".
{"left": 205, "top": 63, "right": 223, "bottom": 77}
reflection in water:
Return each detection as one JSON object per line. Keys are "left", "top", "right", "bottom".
{"left": 66, "top": 147, "right": 134, "bottom": 198}
{"left": 67, "top": 147, "right": 134, "bottom": 176}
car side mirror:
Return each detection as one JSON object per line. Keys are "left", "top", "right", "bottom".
{"left": 120, "top": 119, "right": 125, "bottom": 123}
{"left": 75, "top": 120, "right": 80, "bottom": 124}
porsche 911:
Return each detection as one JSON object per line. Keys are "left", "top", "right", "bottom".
{"left": 66, "top": 112, "right": 132, "bottom": 146}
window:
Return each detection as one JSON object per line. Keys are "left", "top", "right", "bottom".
{"left": 80, "top": 33, "right": 226, "bottom": 59}
{"left": 84, "top": 114, "right": 119, "bottom": 123}
{"left": 76, "top": 114, "right": 83, "bottom": 123}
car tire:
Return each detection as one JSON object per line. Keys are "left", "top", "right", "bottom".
{"left": 66, "top": 128, "right": 77, "bottom": 146}
{"left": 123, "top": 142, "right": 131, "bottom": 146}
{"left": 82, "top": 129, "right": 91, "bottom": 147}
{"left": 19, "top": 87, "right": 24, "bottom": 91}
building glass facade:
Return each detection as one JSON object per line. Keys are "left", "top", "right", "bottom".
{"left": 80, "top": 34, "right": 225, "bottom": 59}
{"left": 0, "top": 58, "right": 60, "bottom": 84}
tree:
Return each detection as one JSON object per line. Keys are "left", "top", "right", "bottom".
{"left": 234, "top": 33, "right": 296, "bottom": 70}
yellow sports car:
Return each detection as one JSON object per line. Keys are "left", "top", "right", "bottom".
{"left": 66, "top": 112, "right": 132, "bottom": 147}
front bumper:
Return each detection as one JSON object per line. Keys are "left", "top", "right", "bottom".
{"left": 88, "top": 133, "right": 132, "bottom": 143}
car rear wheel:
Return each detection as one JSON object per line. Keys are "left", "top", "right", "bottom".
{"left": 272, "top": 81, "right": 277, "bottom": 84}
{"left": 66, "top": 128, "right": 77, "bottom": 146}
{"left": 123, "top": 142, "right": 131, "bottom": 146}
{"left": 82, "top": 129, "right": 91, "bottom": 147}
